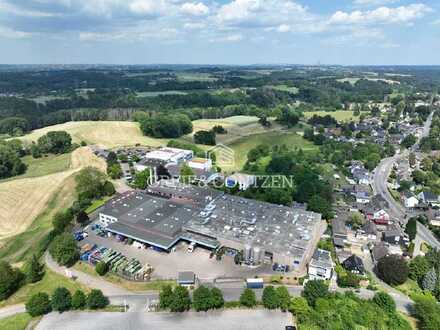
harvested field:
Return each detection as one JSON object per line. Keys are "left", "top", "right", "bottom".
{"left": 0, "top": 147, "right": 106, "bottom": 239}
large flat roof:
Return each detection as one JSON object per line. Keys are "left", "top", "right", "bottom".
{"left": 183, "top": 193, "right": 322, "bottom": 261}
{"left": 100, "top": 182, "right": 322, "bottom": 258}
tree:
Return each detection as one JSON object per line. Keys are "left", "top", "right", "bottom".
{"left": 376, "top": 255, "right": 409, "bottom": 286}
{"left": 37, "top": 131, "right": 72, "bottom": 154}
{"left": 87, "top": 289, "right": 109, "bottom": 309}
{"left": 75, "top": 167, "right": 107, "bottom": 200}
{"left": 372, "top": 292, "right": 396, "bottom": 313}
{"left": 25, "top": 254, "right": 44, "bottom": 283}
{"left": 159, "top": 285, "right": 173, "bottom": 309}
{"left": 26, "top": 292, "right": 52, "bottom": 317}
{"left": 413, "top": 294, "right": 440, "bottom": 330}
{"left": 107, "top": 163, "right": 122, "bottom": 179}
{"left": 239, "top": 288, "right": 257, "bottom": 307}
{"left": 409, "top": 256, "right": 430, "bottom": 283}
{"left": 289, "top": 297, "right": 310, "bottom": 321}
{"left": 132, "top": 169, "right": 151, "bottom": 189}
{"left": 347, "top": 212, "right": 364, "bottom": 230}
{"left": 422, "top": 268, "right": 438, "bottom": 291}
{"left": 0, "top": 142, "right": 27, "bottom": 179}
{"left": 210, "top": 287, "right": 224, "bottom": 309}
{"left": 180, "top": 164, "right": 195, "bottom": 184}
{"left": 71, "top": 290, "right": 87, "bottom": 310}
{"left": 212, "top": 125, "right": 227, "bottom": 134}
{"left": 401, "top": 134, "right": 417, "bottom": 149}
{"left": 307, "top": 195, "right": 333, "bottom": 220}
{"left": 405, "top": 218, "right": 418, "bottom": 241}
{"left": 194, "top": 130, "right": 216, "bottom": 145}
{"left": 302, "top": 280, "right": 329, "bottom": 307}
{"left": 76, "top": 210, "right": 89, "bottom": 225}
{"left": 262, "top": 286, "right": 279, "bottom": 309}
{"left": 52, "top": 210, "right": 73, "bottom": 234}
{"left": 0, "top": 261, "right": 24, "bottom": 300}
{"left": 95, "top": 261, "right": 109, "bottom": 276}
{"left": 102, "top": 181, "right": 115, "bottom": 196}
{"left": 169, "top": 286, "right": 191, "bottom": 312}
{"left": 139, "top": 114, "right": 193, "bottom": 138}
{"left": 106, "top": 151, "right": 118, "bottom": 165}
{"left": 51, "top": 287, "right": 72, "bottom": 313}
{"left": 49, "top": 233, "right": 79, "bottom": 267}
{"left": 192, "top": 285, "right": 212, "bottom": 311}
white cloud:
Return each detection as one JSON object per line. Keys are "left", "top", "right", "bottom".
{"left": 0, "top": 0, "right": 59, "bottom": 17}
{"left": 181, "top": 2, "right": 209, "bottom": 16}
{"left": 183, "top": 22, "right": 206, "bottom": 29}
{"left": 277, "top": 24, "right": 291, "bottom": 32}
{"left": 216, "top": 0, "right": 310, "bottom": 28}
{"left": 0, "top": 25, "right": 32, "bottom": 38}
{"left": 330, "top": 4, "right": 432, "bottom": 25}
{"left": 210, "top": 33, "right": 243, "bottom": 43}
{"left": 129, "top": 0, "right": 167, "bottom": 16}
{"left": 353, "top": 0, "right": 398, "bottom": 6}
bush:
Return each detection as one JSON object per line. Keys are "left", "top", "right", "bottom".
{"left": 26, "top": 292, "right": 52, "bottom": 317}
{"left": 262, "top": 286, "right": 279, "bottom": 309}
{"left": 71, "top": 290, "right": 87, "bottom": 310}
{"left": 372, "top": 292, "right": 396, "bottom": 313}
{"left": 169, "top": 286, "right": 191, "bottom": 312}
{"left": 192, "top": 286, "right": 212, "bottom": 311}
{"left": 302, "top": 280, "right": 329, "bottom": 307}
{"left": 0, "top": 261, "right": 24, "bottom": 300}
{"left": 276, "top": 286, "right": 290, "bottom": 311}
{"left": 25, "top": 255, "right": 44, "bottom": 284}
{"left": 376, "top": 255, "right": 409, "bottom": 286}
{"left": 413, "top": 294, "right": 440, "bottom": 330}
{"left": 159, "top": 285, "right": 173, "bottom": 310}
{"left": 52, "top": 211, "right": 74, "bottom": 234}
{"left": 210, "top": 287, "right": 224, "bottom": 309}
{"left": 194, "top": 130, "right": 216, "bottom": 145}
{"left": 239, "top": 288, "right": 257, "bottom": 308}
{"left": 224, "top": 301, "right": 240, "bottom": 308}
{"left": 49, "top": 233, "right": 79, "bottom": 267}
{"left": 87, "top": 289, "right": 109, "bottom": 309}
{"left": 95, "top": 261, "right": 109, "bottom": 276}
{"left": 51, "top": 287, "right": 72, "bottom": 313}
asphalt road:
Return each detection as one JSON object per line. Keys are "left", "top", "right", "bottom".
{"left": 36, "top": 310, "right": 291, "bottom": 330}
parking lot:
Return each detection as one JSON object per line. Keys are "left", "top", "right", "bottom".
{"left": 81, "top": 226, "right": 273, "bottom": 281}
{"left": 36, "top": 310, "right": 292, "bottom": 330}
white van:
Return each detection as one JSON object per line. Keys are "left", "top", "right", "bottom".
{"left": 188, "top": 242, "right": 196, "bottom": 253}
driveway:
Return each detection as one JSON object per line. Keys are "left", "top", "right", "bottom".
{"left": 36, "top": 310, "right": 292, "bottom": 330}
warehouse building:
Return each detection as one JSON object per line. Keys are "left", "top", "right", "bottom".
{"left": 98, "top": 180, "right": 323, "bottom": 271}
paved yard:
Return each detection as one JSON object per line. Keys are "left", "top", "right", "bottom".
{"left": 36, "top": 310, "right": 292, "bottom": 330}
{"left": 82, "top": 229, "right": 273, "bottom": 280}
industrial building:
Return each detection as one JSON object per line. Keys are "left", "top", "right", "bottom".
{"left": 98, "top": 180, "right": 323, "bottom": 271}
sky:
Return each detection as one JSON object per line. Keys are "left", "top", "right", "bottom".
{"left": 0, "top": 0, "right": 439, "bottom": 65}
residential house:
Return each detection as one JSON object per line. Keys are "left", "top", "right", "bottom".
{"left": 356, "top": 221, "right": 378, "bottom": 241}
{"left": 308, "top": 249, "right": 333, "bottom": 281}
{"left": 402, "top": 191, "right": 419, "bottom": 209}
{"left": 342, "top": 255, "right": 365, "bottom": 275}
{"left": 372, "top": 209, "right": 390, "bottom": 225}
{"left": 418, "top": 191, "right": 440, "bottom": 208}
{"left": 372, "top": 242, "right": 389, "bottom": 263}
{"left": 355, "top": 191, "right": 370, "bottom": 204}
{"left": 382, "top": 225, "right": 404, "bottom": 245}
{"left": 332, "top": 218, "right": 347, "bottom": 248}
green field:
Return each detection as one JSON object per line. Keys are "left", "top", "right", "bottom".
{"left": 136, "top": 91, "right": 188, "bottom": 97}
{"left": 304, "top": 110, "right": 358, "bottom": 122}
{"left": 267, "top": 84, "right": 298, "bottom": 94}
{"left": 228, "top": 131, "right": 318, "bottom": 171}
{"left": 0, "top": 313, "right": 33, "bottom": 330}
{"left": 176, "top": 72, "right": 217, "bottom": 82}
{"left": 0, "top": 153, "right": 71, "bottom": 183}
{"left": 0, "top": 267, "right": 88, "bottom": 307}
